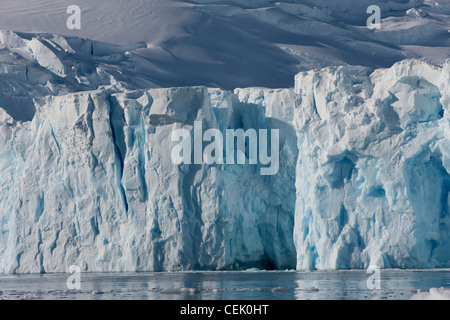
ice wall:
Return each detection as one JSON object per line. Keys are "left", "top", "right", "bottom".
{"left": 0, "top": 59, "right": 449, "bottom": 273}
{"left": 0, "top": 86, "right": 297, "bottom": 273}
{"left": 293, "top": 60, "right": 450, "bottom": 269}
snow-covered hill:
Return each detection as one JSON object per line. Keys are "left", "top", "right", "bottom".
{"left": 0, "top": 0, "right": 448, "bottom": 92}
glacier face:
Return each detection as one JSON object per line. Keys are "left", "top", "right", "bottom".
{"left": 293, "top": 60, "right": 450, "bottom": 269}
{"left": 0, "top": 86, "right": 298, "bottom": 273}
{"left": 0, "top": 58, "right": 449, "bottom": 273}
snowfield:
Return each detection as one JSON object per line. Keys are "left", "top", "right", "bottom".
{"left": 0, "top": 0, "right": 449, "bottom": 91}
{"left": 0, "top": 0, "right": 449, "bottom": 273}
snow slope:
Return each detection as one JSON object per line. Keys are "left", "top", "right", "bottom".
{"left": 0, "top": 0, "right": 448, "bottom": 91}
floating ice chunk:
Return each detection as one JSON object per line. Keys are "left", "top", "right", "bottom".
{"left": 406, "top": 8, "right": 429, "bottom": 19}
{"left": 411, "top": 288, "right": 450, "bottom": 300}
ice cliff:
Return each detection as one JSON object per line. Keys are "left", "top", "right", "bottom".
{"left": 0, "top": 86, "right": 298, "bottom": 273}
{"left": 0, "top": 54, "right": 448, "bottom": 273}
{"left": 293, "top": 60, "right": 449, "bottom": 269}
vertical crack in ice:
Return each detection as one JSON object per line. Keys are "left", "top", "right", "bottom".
{"left": 138, "top": 116, "right": 148, "bottom": 202}
{"left": 311, "top": 89, "right": 321, "bottom": 121}
{"left": 181, "top": 163, "right": 204, "bottom": 268}
{"left": 47, "top": 119, "right": 61, "bottom": 154}
{"left": 86, "top": 96, "right": 96, "bottom": 140}
{"left": 107, "top": 95, "right": 129, "bottom": 214}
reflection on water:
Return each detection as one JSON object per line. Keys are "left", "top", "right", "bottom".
{"left": 0, "top": 270, "right": 449, "bottom": 300}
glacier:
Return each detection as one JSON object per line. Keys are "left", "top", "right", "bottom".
{"left": 0, "top": 86, "right": 298, "bottom": 273}
{"left": 2, "top": 0, "right": 450, "bottom": 90}
{"left": 293, "top": 60, "right": 450, "bottom": 269}
{"left": 0, "top": 41, "right": 449, "bottom": 272}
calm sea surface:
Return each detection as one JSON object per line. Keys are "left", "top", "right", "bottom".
{"left": 1, "top": 270, "right": 449, "bottom": 300}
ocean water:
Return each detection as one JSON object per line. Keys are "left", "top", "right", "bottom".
{"left": 0, "top": 270, "right": 449, "bottom": 300}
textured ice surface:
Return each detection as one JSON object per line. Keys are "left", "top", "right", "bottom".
{"left": 0, "top": 86, "right": 298, "bottom": 273}
{"left": 293, "top": 60, "right": 450, "bottom": 269}
{"left": 0, "top": 55, "right": 449, "bottom": 273}
{"left": 0, "top": 30, "right": 155, "bottom": 122}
